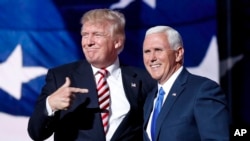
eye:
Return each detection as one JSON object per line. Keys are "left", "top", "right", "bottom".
{"left": 81, "top": 32, "right": 88, "bottom": 38}
{"left": 94, "top": 32, "right": 105, "bottom": 37}
{"left": 144, "top": 49, "right": 150, "bottom": 54}
{"left": 155, "top": 48, "right": 162, "bottom": 52}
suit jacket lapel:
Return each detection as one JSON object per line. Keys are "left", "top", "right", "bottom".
{"left": 65, "top": 60, "right": 106, "bottom": 140}
{"left": 110, "top": 66, "right": 141, "bottom": 140}
{"left": 69, "top": 61, "right": 99, "bottom": 107}
{"left": 119, "top": 66, "right": 140, "bottom": 107}
{"left": 155, "top": 68, "right": 189, "bottom": 138}
{"left": 144, "top": 87, "right": 158, "bottom": 128}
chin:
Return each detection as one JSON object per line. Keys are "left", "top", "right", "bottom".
{"left": 150, "top": 75, "right": 159, "bottom": 80}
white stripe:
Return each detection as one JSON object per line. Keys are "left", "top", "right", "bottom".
{"left": 98, "top": 85, "right": 109, "bottom": 94}
{"left": 99, "top": 100, "right": 110, "bottom": 109}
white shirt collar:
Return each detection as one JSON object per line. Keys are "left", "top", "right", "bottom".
{"left": 91, "top": 58, "right": 120, "bottom": 78}
{"left": 158, "top": 66, "right": 183, "bottom": 92}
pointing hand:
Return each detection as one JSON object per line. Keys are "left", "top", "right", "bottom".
{"left": 48, "top": 77, "right": 89, "bottom": 111}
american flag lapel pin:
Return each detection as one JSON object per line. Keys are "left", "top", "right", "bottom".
{"left": 131, "top": 82, "right": 136, "bottom": 87}
{"left": 172, "top": 93, "right": 177, "bottom": 96}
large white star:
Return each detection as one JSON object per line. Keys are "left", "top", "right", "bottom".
{"left": 187, "top": 36, "right": 243, "bottom": 84}
{"left": 187, "top": 36, "right": 219, "bottom": 83}
{"left": 110, "top": 0, "right": 156, "bottom": 9}
{"left": 0, "top": 44, "right": 47, "bottom": 100}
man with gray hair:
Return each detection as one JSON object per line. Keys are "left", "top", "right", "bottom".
{"left": 142, "top": 25, "right": 230, "bottom": 141}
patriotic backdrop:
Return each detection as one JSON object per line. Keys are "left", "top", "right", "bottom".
{"left": 0, "top": 0, "right": 248, "bottom": 140}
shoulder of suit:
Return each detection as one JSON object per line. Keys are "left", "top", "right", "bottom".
{"left": 120, "top": 65, "right": 154, "bottom": 80}
{"left": 186, "top": 70, "right": 219, "bottom": 85}
{"left": 121, "top": 65, "right": 147, "bottom": 73}
{"left": 49, "top": 60, "right": 89, "bottom": 71}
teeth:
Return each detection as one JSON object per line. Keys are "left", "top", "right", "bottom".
{"left": 151, "top": 64, "right": 160, "bottom": 68}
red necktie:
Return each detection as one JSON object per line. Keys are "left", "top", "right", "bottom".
{"left": 96, "top": 69, "right": 110, "bottom": 134}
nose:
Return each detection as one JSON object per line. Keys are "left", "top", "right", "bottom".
{"left": 150, "top": 51, "right": 157, "bottom": 62}
{"left": 87, "top": 36, "right": 95, "bottom": 46}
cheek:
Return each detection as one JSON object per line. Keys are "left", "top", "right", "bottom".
{"left": 81, "top": 40, "right": 88, "bottom": 49}
{"left": 143, "top": 56, "right": 147, "bottom": 64}
{"left": 143, "top": 55, "right": 150, "bottom": 62}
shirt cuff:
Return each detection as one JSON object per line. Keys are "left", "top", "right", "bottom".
{"left": 46, "top": 96, "right": 55, "bottom": 116}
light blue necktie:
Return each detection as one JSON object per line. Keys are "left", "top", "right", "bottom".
{"left": 151, "top": 87, "right": 165, "bottom": 141}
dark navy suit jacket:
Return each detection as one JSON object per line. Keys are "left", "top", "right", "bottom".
{"left": 143, "top": 68, "right": 230, "bottom": 141}
{"left": 28, "top": 60, "right": 156, "bottom": 141}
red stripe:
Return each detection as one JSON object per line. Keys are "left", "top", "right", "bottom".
{"left": 98, "top": 88, "right": 109, "bottom": 97}
{"left": 99, "top": 95, "right": 110, "bottom": 105}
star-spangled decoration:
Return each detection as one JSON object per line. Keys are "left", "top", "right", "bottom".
{"left": 0, "top": 44, "right": 47, "bottom": 100}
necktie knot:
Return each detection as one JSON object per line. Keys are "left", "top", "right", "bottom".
{"left": 98, "top": 69, "right": 108, "bottom": 77}
{"left": 159, "top": 87, "right": 165, "bottom": 96}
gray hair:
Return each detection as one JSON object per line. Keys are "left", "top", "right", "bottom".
{"left": 145, "top": 26, "right": 183, "bottom": 50}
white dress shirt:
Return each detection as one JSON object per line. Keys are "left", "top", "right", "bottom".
{"left": 92, "top": 58, "right": 130, "bottom": 141}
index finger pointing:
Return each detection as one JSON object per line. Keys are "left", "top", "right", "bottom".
{"left": 70, "top": 87, "right": 89, "bottom": 94}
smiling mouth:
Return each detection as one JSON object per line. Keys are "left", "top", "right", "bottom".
{"left": 150, "top": 64, "right": 161, "bottom": 70}
{"left": 85, "top": 47, "right": 99, "bottom": 51}
{"left": 150, "top": 64, "right": 161, "bottom": 69}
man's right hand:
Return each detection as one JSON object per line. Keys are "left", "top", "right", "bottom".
{"left": 48, "top": 77, "right": 89, "bottom": 111}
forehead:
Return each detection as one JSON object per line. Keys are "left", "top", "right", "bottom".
{"left": 145, "top": 32, "right": 167, "bottom": 41}
{"left": 143, "top": 33, "right": 169, "bottom": 47}
{"left": 82, "top": 22, "right": 110, "bottom": 32}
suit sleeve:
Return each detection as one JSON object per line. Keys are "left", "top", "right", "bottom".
{"left": 194, "top": 79, "right": 230, "bottom": 140}
{"left": 28, "top": 69, "right": 60, "bottom": 141}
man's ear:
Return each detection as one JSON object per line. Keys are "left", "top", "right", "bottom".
{"left": 175, "top": 47, "right": 184, "bottom": 62}
{"left": 114, "top": 36, "right": 123, "bottom": 50}
{"left": 115, "top": 41, "right": 121, "bottom": 49}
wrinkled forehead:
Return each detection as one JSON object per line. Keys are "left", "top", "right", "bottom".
{"left": 143, "top": 33, "right": 171, "bottom": 49}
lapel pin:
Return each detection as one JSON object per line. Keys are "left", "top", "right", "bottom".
{"left": 172, "top": 93, "right": 177, "bottom": 96}
{"left": 131, "top": 83, "right": 136, "bottom": 87}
